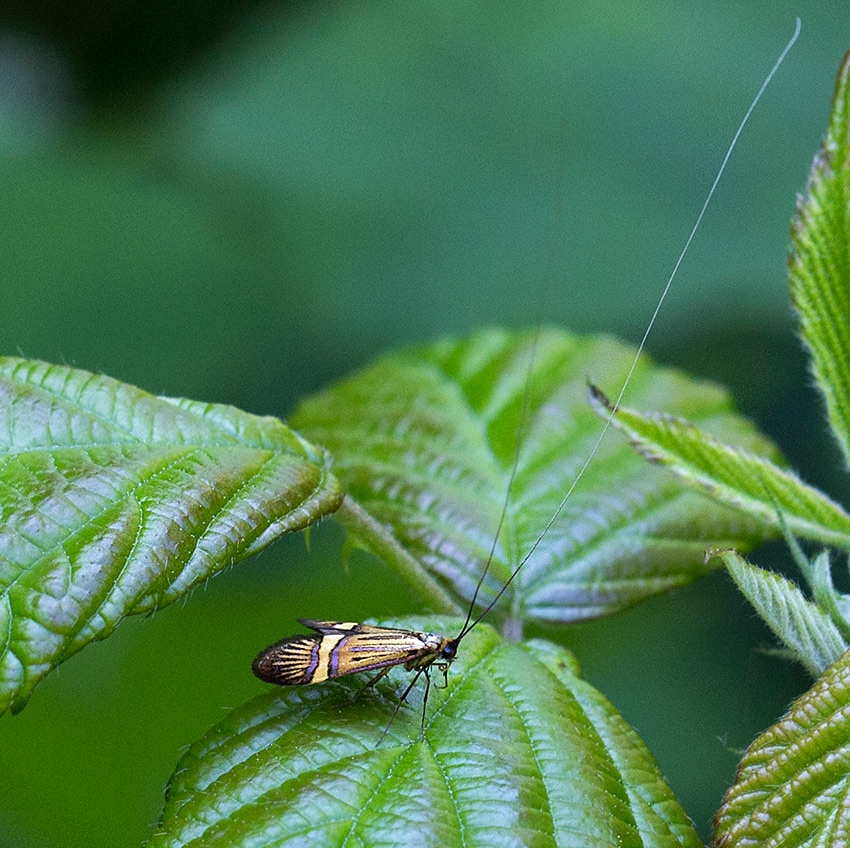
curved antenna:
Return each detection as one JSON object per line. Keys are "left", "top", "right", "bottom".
{"left": 455, "top": 100, "right": 572, "bottom": 640}
{"left": 455, "top": 325, "right": 542, "bottom": 638}
{"left": 457, "top": 17, "right": 801, "bottom": 642}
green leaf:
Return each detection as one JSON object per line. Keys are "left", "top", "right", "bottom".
{"left": 148, "top": 618, "right": 701, "bottom": 848}
{"left": 790, "top": 50, "right": 850, "bottom": 469}
{"left": 713, "top": 647, "right": 850, "bottom": 848}
{"left": 293, "top": 328, "right": 777, "bottom": 627}
{"left": 719, "top": 550, "right": 847, "bottom": 677}
{"left": 0, "top": 358, "right": 342, "bottom": 714}
{"left": 590, "top": 387, "right": 850, "bottom": 549}
{"left": 806, "top": 550, "right": 850, "bottom": 644}
{"left": 760, "top": 499, "right": 850, "bottom": 644}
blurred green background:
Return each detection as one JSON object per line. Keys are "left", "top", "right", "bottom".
{"left": 0, "top": 1, "right": 847, "bottom": 845}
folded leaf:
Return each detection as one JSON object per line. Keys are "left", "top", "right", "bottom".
{"left": 590, "top": 388, "right": 850, "bottom": 548}
{"left": 790, "top": 50, "right": 850, "bottom": 469}
{"left": 714, "top": 647, "right": 850, "bottom": 848}
{"left": 149, "top": 618, "right": 701, "bottom": 848}
{"left": 807, "top": 550, "right": 850, "bottom": 643}
{"left": 294, "top": 328, "right": 778, "bottom": 626}
{"left": 0, "top": 358, "right": 342, "bottom": 713}
{"left": 719, "top": 550, "right": 847, "bottom": 677}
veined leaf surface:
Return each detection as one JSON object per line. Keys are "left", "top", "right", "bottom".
{"left": 0, "top": 358, "right": 342, "bottom": 713}
{"left": 714, "top": 647, "right": 850, "bottom": 848}
{"left": 293, "top": 328, "right": 780, "bottom": 626}
{"left": 590, "top": 389, "right": 850, "bottom": 549}
{"left": 720, "top": 550, "right": 847, "bottom": 678}
{"left": 150, "top": 618, "right": 702, "bottom": 848}
{"left": 790, "top": 50, "right": 850, "bottom": 469}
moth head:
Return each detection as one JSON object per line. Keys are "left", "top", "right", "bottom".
{"left": 440, "top": 639, "right": 459, "bottom": 662}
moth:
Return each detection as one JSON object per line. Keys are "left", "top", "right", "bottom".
{"left": 252, "top": 619, "right": 462, "bottom": 739}
{"left": 252, "top": 543, "right": 510, "bottom": 739}
{"left": 251, "top": 24, "right": 799, "bottom": 741}
{"left": 252, "top": 619, "right": 459, "bottom": 687}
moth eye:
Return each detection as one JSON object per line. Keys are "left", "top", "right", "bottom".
{"left": 441, "top": 644, "right": 457, "bottom": 660}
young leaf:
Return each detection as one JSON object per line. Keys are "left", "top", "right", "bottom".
{"left": 590, "top": 388, "right": 850, "bottom": 549}
{"left": 752, "top": 496, "right": 850, "bottom": 645}
{"left": 713, "top": 647, "right": 850, "bottom": 848}
{"left": 149, "top": 618, "right": 701, "bottom": 848}
{"left": 0, "top": 358, "right": 342, "bottom": 714}
{"left": 293, "top": 328, "right": 779, "bottom": 627}
{"left": 719, "top": 550, "right": 847, "bottom": 677}
{"left": 790, "top": 50, "right": 850, "bottom": 468}
{"left": 804, "top": 550, "right": 850, "bottom": 643}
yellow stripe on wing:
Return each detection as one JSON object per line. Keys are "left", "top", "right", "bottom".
{"left": 330, "top": 631, "right": 436, "bottom": 676}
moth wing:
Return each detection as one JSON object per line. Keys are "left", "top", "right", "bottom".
{"left": 331, "top": 629, "right": 436, "bottom": 676}
{"left": 252, "top": 635, "right": 321, "bottom": 686}
{"left": 297, "top": 619, "right": 362, "bottom": 635}
{"left": 346, "top": 623, "right": 405, "bottom": 635}
{"left": 253, "top": 625, "right": 440, "bottom": 686}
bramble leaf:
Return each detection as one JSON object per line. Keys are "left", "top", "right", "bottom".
{"left": 719, "top": 550, "right": 847, "bottom": 677}
{"left": 790, "top": 50, "right": 850, "bottom": 469}
{"left": 714, "top": 647, "right": 850, "bottom": 848}
{"left": 711, "top": 54, "right": 850, "bottom": 847}
{"left": 149, "top": 618, "right": 702, "bottom": 848}
{"left": 0, "top": 358, "right": 342, "bottom": 713}
{"left": 293, "top": 328, "right": 779, "bottom": 627}
{"left": 590, "top": 389, "right": 850, "bottom": 549}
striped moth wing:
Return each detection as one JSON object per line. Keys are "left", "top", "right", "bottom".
{"left": 252, "top": 619, "right": 447, "bottom": 686}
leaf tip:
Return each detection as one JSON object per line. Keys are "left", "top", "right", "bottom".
{"left": 705, "top": 546, "right": 735, "bottom": 567}
{"left": 586, "top": 382, "right": 612, "bottom": 414}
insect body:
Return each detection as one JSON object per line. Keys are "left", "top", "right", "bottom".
{"left": 252, "top": 619, "right": 457, "bottom": 687}
{"left": 252, "top": 619, "right": 459, "bottom": 740}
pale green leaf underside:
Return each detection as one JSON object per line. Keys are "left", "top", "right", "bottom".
{"left": 0, "top": 358, "right": 342, "bottom": 713}
{"left": 591, "top": 393, "right": 850, "bottom": 549}
{"left": 714, "top": 647, "right": 850, "bottom": 848}
{"left": 149, "top": 618, "right": 701, "bottom": 848}
{"left": 293, "top": 328, "right": 778, "bottom": 626}
{"left": 790, "top": 50, "right": 850, "bottom": 469}
{"left": 720, "top": 550, "right": 847, "bottom": 677}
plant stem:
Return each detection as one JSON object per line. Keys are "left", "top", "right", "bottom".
{"left": 334, "top": 494, "right": 462, "bottom": 615}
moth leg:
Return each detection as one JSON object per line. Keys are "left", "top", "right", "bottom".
{"left": 335, "top": 666, "right": 392, "bottom": 708}
{"left": 363, "top": 665, "right": 393, "bottom": 690}
{"left": 375, "top": 668, "right": 424, "bottom": 747}
{"left": 419, "top": 668, "right": 432, "bottom": 741}
{"left": 435, "top": 662, "right": 449, "bottom": 689}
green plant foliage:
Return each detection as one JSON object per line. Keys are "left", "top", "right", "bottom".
{"left": 148, "top": 618, "right": 702, "bottom": 848}
{"left": 0, "top": 358, "right": 342, "bottom": 714}
{"left": 605, "top": 49, "right": 850, "bottom": 846}
{"left": 790, "top": 51, "right": 850, "bottom": 470}
{"left": 293, "top": 328, "right": 780, "bottom": 628}
{"left": 765, "top": 504, "right": 850, "bottom": 646}
{"left": 710, "top": 52, "right": 850, "bottom": 845}
{"left": 808, "top": 551, "right": 850, "bottom": 640}
{"left": 719, "top": 550, "right": 847, "bottom": 677}
{"left": 713, "top": 646, "right": 850, "bottom": 847}
{"left": 590, "top": 388, "right": 850, "bottom": 548}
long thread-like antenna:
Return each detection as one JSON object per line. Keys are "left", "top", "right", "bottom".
{"left": 457, "top": 95, "right": 572, "bottom": 638}
{"left": 457, "top": 18, "right": 801, "bottom": 642}
{"left": 455, "top": 325, "right": 541, "bottom": 637}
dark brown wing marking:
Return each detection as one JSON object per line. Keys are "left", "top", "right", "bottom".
{"left": 297, "top": 620, "right": 361, "bottom": 635}
{"left": 252, "top": 635, "right": 322, "bottom": 685}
